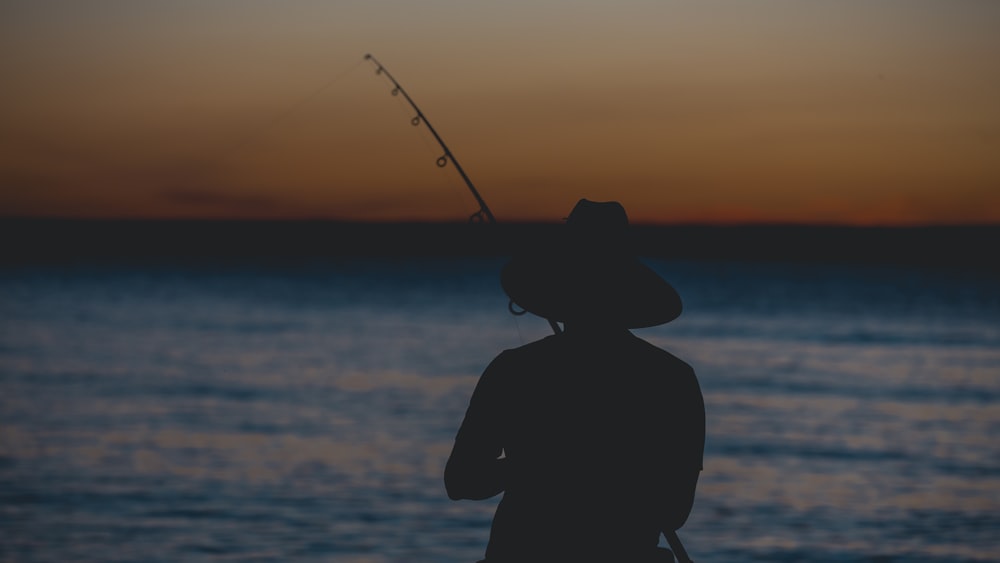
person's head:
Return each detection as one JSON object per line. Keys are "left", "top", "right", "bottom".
{"left": 501, "top": 199, "right": 682, "bottom": 329}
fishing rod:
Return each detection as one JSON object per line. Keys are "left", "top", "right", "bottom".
{"left": 365, "top": 53, "right": 561, "bottom": 335}
{"left": 666, "top": 529, "right": 695, "bottom": 563}
{"left": 366, "top": 54, "right": 693, "bottom": 563}
{"left": 364, "top": 53, "right": 496, "bottom": 224}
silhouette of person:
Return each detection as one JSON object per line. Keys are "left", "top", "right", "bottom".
{"left": 445, "top": 199, "right": 705, "bottom": 562}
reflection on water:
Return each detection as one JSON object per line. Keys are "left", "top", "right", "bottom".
{"left": 1, "top": 259, "right": 998, "bottom": 562}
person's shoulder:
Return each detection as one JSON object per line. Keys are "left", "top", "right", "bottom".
{"left": 628, "top": 334, "right": 696, "bottom": 376}
{"left": 497, "top": 334, "right": 562, "bottom": 361}
{"left": 627, "top": 333, "right": 687, "bottom": 363}
{"left": 486, "top": 334, "right": 561, "bottom": 367}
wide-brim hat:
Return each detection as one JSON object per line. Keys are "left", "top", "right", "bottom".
{"left": 501, "top": 199, "right": 682, "bottom": 328}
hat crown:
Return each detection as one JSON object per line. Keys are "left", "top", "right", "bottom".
{"left": 566, "top": 199, "right": 629, "bottom": 250}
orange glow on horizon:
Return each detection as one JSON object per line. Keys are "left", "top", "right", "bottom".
{"left": 2, "top": 1, "right": 999, "bottom": 225}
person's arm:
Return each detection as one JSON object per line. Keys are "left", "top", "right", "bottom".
{"left": 444, "top": 353, "right": 508, "bottom": 500}
{"left": 660, "top": 468, "right": 700, "bottom": 531}
{"left": 661, "top": 364, "right": 706, "bottom": 531}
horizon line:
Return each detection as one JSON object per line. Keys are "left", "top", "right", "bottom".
{"left": 2, "top": 215, "right": 999, "bottom": 230}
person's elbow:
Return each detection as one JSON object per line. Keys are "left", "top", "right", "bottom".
{"left": 444, "top": 458, "right": 474, "bottom": 500}
{"left": 444, "top": 457, "right": 504, "bottom": 500}
{"left": 444, "top": 471, "right": 466, "bottom": 500}
{"left": 663, "top": 508, "right": 693, "bottom": 532}
{"left": 661, "top": 470, "right": 700, "bottom": 531}
{"left": 445, "top": 484, "right": 464, "bottom": 501}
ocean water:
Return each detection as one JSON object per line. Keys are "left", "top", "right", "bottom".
{"left": 0, "top": 257, "right": 997, "bottom": 562}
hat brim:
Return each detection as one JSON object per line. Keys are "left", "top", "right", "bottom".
{"left": 501, "top": 252, "right": 682, "bottom": 329}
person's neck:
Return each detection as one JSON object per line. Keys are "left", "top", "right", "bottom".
{"left": 562, "top": 323, "right": 630, "bottom": 337}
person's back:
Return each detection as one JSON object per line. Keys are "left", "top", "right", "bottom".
{"left": 446, "top": 328, "right": 703, "bottom": 561}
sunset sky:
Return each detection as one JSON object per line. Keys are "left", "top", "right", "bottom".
{"left": 2, "top": 1, "right": 998, "bottom": 224}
